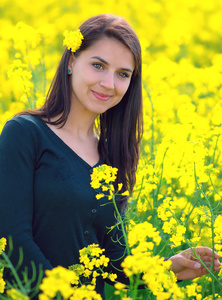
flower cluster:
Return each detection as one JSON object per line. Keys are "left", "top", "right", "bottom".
{"left": 122, "top": 254, "right": 185, "bottom": 300}
{"left": 0, "top": 268, "right": 5, "bottom": 294}
{"left": 90, "top": 164, "right": 118, "bottom": 189}
{"left": 214, "top": 215, "right": 222, "bottom": 256}
{"left": 0, "top": 238, "right": 6, "bottom": 294}
{"left": 70, "top": 244, "right": 117, "bottom": 286}
{"left": 157, "top": 197, "right": 187, "bottom": 248}
{"left": 39, "top": 266, "right": 79, "bottom": 299}
{"left": 127, "top": 221, "right": 161, "bottom": 254}
{"left": 90, "top": 164, "right": 129, "bottom": 200}
{"left": 63, "top": 29, "right": 84, "bottom": 53}
{"left": 70, "top": 284, "right": 102, "bottom": 300}
{"left": 0, "top": 238, "right": 6, "bottom": 255}
{"left": 39, "top": 244, "right": 112, "bottom": 300}
{"left": 2, "top": 0, "right": 222, "bottom": 298}
{"left": 6, "top": 289, "right": 29, "bottom": 300}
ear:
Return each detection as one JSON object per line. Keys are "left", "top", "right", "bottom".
{"left": 68, "top": 53, "right": 75, "bottom": 73}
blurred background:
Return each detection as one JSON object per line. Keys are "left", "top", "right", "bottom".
{"left": 1, "top": 0, "right": 222, "bottom": 298}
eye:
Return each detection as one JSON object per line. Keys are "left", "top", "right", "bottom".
{"left": 119, "top": 72, "right": 129, "bottom": 78}
{"left": 93, "top": 63, "right": 103, "bottom": 70}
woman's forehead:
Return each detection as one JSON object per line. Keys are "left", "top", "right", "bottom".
{"left": 80, "top": 37, "right": 135, "bottom": 69}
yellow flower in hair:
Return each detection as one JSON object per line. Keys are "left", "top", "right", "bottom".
{"left": 63, "top": 29, "right": 84, "bottom": 53}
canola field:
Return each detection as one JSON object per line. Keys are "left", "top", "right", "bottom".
{"left": 1, "top": 0, "right": 222, "bottom": 299}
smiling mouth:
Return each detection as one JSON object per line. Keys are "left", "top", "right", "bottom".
{"left": 92, "top": 91, "right": 112, "bottom": 101}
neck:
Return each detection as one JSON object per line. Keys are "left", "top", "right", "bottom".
{"left": 64, "top": 105, "right": 98, "bottom": 141}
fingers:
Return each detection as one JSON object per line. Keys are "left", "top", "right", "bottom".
{"left": 178, "top": 255, "right": 202, "bottom": 270}
{"left": 180, "top": 258, "right": 220, "bottom": 275}
{"left": 189, "top": 255, "right": 221, "bottom": 268}
{"left": 180, "top": 247, "right": 221, "bottom": 271}
{"left": 192, "top": 247, "right": 220, "bottom": 259}
{"left": 183, "top": 247, "right": 220, "bottom": 260}
{"left": 196, "top": 256, "right": 221, "bottom": 267}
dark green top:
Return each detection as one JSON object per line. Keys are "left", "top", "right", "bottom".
{"left": 0, "top": 115, "right": 128, "bottom": 298}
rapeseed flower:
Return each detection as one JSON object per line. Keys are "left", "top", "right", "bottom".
{"left": 6, "top": 289, "right": 29, "bottom": 300}
{"left": 0, "top": 238, "right": 6, "bottom": 255}
{"left": 70, "top": 285, "right": 102, "bottom": 300}
{"left": 90, "top": 164, "right": 118, "bottom": 189}
{"left": 80, "top": 252, "right": 109, "bottom": 270}
{"left": 128, "top": 221, "right": 161, "bottom": 252}
{"left": 39, "top": 266, "right": 79, "bottom": 299}
{"left": 2, "top": 0, "right": 222, "bottom": 298}
{"left": 0, "top": 268, "right": 6, "bottom": 293}
{"left": 214, "top": 215, "right": 222, "bottom": 256}
{"left": 63, "top": 29, "right": 84, "bottom": 53}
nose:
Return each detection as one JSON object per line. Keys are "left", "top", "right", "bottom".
{"left": 100, "top": 71, "right": 115, "bottom": 90}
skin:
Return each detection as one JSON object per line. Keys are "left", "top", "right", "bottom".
{"left": 68, "top": 37, "right": 135, "bottom": 117}
{"left": 169, "top": 246, "right": 221, "bottom": 280}
{"left": 47, "top": 37, "right": 221, "bottom": 280}
{"left": 47, "top": 37, "right": 134, "bottom": 167}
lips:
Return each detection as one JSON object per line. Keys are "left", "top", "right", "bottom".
{"left": 92, "top": 90, "right": 112, "bottom": 101}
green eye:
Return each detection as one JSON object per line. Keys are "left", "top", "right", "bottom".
{"left": 119, "top": 72, "right": 129, "bottom": 78}
{"left": 93, "top": 63, "right": 103, "bottom": 70}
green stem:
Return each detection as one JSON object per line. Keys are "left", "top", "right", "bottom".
{"left": 169, "top": 205, "right": 221, "bottom": 289}
{"left": 56, "top": 292, "right": 62, "bottom": 300}
{"left": 184, "top": 237, "right": 221, "bottom": 288}
{"left": 111, "top": 194, "right": 130, "bottom": 256}
{"left": 111, "top": 190, "right": 137, "bottom": 296}
{"left": 155, "top": 147, "right": 169, "bottom": 205}
{"left": 142, "top": 81, "right": 156, "bottom": 212}
{"left": 194, "top": 163, "right": 216, "bottom": 298}
{"left": 1, "top": 252, "right": 27, "bottom": 295}
{"left": 210, "top": 134, "right": 220, "bottom": 166}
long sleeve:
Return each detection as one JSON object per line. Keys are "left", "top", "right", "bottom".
{"left": 0, "top": 120, "right": 53, "bottom": 282}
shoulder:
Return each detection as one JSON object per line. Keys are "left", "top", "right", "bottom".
{"left": 1, "top": 115, "right": 44, "bottom": 136}
{"left": 0, "top": 114, "right": 46, "bottom": 147}
{"left": 5, "top": 114, "right": 42, "bottom": 128}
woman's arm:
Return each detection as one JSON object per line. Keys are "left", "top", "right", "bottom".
{"left": 0, "top": 120, "right": 53, "bottom": 281}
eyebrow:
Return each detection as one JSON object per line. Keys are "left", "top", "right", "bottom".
{"left": 90, "top": 56, "right": 133, "bottom": 73}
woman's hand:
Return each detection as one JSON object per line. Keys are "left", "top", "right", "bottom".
{"left": 169, "top": 247, "right": 221, "bottom": 280}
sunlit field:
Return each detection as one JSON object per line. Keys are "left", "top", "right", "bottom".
{"left": 1, "top": 0, "right": 222, "bottom": 299}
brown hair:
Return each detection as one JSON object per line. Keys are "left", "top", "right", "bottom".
{"left": 17, "top": 14, "right": 143, "bottom": 209}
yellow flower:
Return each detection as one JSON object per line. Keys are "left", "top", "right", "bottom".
{"left": 102, "top": 272, "right": 109, "bottom": 279}
{"left": 114, "top": 282, "right": 126, "bottom": 290}
{"left": 128, "top": 221, "right": 161, "bottom": 250}
{"left": 78, "top": 244, "right": 110, "bottom": 279}
{"left": 70, "top": 285, "right": 102, "bottom": 300}
{"left": 98, "top": 255, "right": 109, "bottom": 267}
{"left": 118, "top": 183, "right": 123, "bottom": 191}
{"left": 109, "top": 273, "right": 117, "bottom": 282}
{"left": 96, "top": 193, "right": 104, "bottom": 200}
{"left": 39, "top": 266, "right": 79, "bottom": 299}
{"left": 90, "top": 165, "right": 118, "bottom": 189}
{"left": 122, "top": 190, "right": 130, "bottom": 196}
{"left": 186, "top": 283, "right": 202, "bottom": 297}
{"left": 0, "top": 268, "right": 6, "bottom": 293}
{"left": 0, "top": 238, "right": 6, "bottom": 254}
{"left": 63, "top": 29, "right": 83, "bottom": 53}
{"left": 6, "top": 289, "right": 29, "bottom": 300}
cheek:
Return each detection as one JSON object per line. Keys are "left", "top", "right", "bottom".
{"left": 118, "top": 81, "right": 131, "bottom": 97}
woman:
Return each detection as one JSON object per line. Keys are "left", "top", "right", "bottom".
{"left": 0, "top": 14, "right": 220, "bottom": 299}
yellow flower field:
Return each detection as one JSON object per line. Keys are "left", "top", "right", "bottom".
{"left": 1, "top": 0, "right": 222, "bottom": 298}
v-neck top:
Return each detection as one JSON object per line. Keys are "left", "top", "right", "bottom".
{"left": 0, "top": 115, "right": 128, "bottom": 299}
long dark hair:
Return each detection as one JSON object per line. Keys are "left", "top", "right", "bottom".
{"left": 17, "top": 14, "right": 143, "bottom": 208}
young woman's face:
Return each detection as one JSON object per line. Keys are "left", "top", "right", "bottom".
{"left": 68, "top": 37, "right": 135, "bottom": 116}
